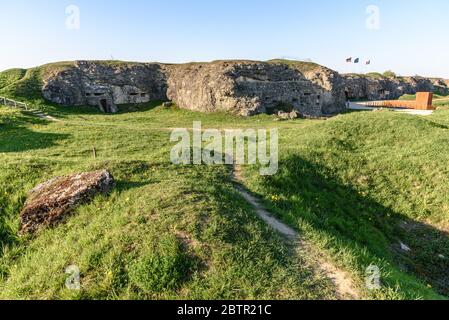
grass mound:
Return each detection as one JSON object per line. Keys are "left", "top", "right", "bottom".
{"left": 244, "top": 110, "right": 449, "bottom": 299}
{"left": 0, "top": 62, "right": 75, "bottom": 107}
{"left": 0, "top": 105, "right": 334, "bottom": 300}
{"left": 1, "top": 68, "right": 449, "bottom": 299}
{"left": 0, "top": 69, "right": 27, "bottom": 89}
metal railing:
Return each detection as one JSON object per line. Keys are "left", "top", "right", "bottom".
{"left": 0, "top": 96, "right": 31, "bottom": 111}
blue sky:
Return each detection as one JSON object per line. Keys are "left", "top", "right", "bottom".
{"left": 1, "top": 0, "right": 449, "bottom": 77}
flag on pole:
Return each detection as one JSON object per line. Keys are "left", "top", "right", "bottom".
{"left": 354, "top": 58, "right": 360, "bottom": 64}
{"left": 346, "top": 57, "right": 352, "bottom": 63}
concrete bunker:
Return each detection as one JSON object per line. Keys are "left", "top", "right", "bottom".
{"left": 98, "top": 98, "right": 117, "bottom": 113}
{"left": 83, "top": 90, "right": 118, "bottom": 113}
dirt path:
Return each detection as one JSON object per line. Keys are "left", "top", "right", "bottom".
{"left": 233, "top": 164, "right": 362, "bottom": 300}
{"left": 31, "top": 110, "right": 61, "bottom": 122}
{"left": 16, "top": 108, "right": 62, "bottom": 122}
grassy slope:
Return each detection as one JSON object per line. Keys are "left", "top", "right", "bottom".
{"left": 0, "top": 64, "right": 448, "bottom": 300}
{"left": 0, "top": 69, "right": 27, "bottom": 89}
{"left": 1, "top": 103, "right": 448, "bottom": 300}
{"left": 0, "top": 62, "right": 75, "bottom": 106}
{"left": 244, "top": 109, "right": 449, "bottom": 299}
{"left": 0, "top": 105, "right": 336, "bottom": 300}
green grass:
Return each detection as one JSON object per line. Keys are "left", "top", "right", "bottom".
{"left": 0, "top": 104, "right": 337, "bottom": 300}
{"left": 365, "top": 72, "right": 386, "bottom": 79}
{"left": 0, "top": 69, "right": 27, "bottom": 89}
{"left": 1, "top": 102, "right": 448, "bottom": 300}
{"left": 0, "top": 62, "right": 75, "bottom": 108}
{"left": 243, "top": 110, "right": 449, "bottom": 299}
{"left": 346, "top": 72, "right": 397, "bottom": 80}
{"left": 268, "top": 59, "right": 323, "bottom": 73}
{"left": 1, "top": 62, "right": 449, "bottom": 300}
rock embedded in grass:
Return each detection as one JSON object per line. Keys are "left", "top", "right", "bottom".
{"left": 276, "top": 110, "right": 301, "bottom": 121}
{"left": 20, "top": 170, "right": 115, "bottom": 234}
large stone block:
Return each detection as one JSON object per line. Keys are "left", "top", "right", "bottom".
{"left": 20, "top": 170, "right": 115, "bottom": 234}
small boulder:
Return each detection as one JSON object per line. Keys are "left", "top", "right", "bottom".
{"left": 163, "top": 101, "right": 174, "bottom": 108}
{"left": 399, "top": 242, "right": 411, "bottom": 252}
{"left": 289, "top": 110, "right": 300, "bottom": 119}
{"left": 20, "top": 170, "right": 115, "bottom": 234}
{"left": 277, "top": 110, "right": 300, "bottom": 121}
{"left": 277, "top": 111, "right": 291, "bottom": 121}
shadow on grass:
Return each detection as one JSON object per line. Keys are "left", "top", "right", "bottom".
{"left": 175, "top": 164, "right": 330, "bottom": 299}
{"left": 30, "top": 100, "right": 165, "bottom": 119}
{"left": 254, "top": 154, "right": 449, "bottom": 296}
{"left": 0, "top": 217, "right": 19, "bottom": 252}
{"left": 115, "top": 100, "right": 164, "bottom": 114}
{"left": 114, "top": 180, "right": 155, "bottom": 192}
{"left": 0, "top": 124, "right": 69, "bottom": 153}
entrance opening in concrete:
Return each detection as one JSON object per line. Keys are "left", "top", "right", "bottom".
{"left": 345, "top": 90, "right": 350, "bottom": 101}
{"left": 100, "top": 99, "right": 109, "bottom": 113}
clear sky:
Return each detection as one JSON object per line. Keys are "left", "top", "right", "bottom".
{"left": 1, "top": 0, "right": 448, "bottom": 78}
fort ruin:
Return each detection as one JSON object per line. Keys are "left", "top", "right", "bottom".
{"left": 41, "top": 60, "right": 449, "bottom": 117}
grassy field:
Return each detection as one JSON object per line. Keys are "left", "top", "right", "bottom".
{"left": 0, "top": 105, "right": 345, "bottom": 300}
{"left": 0, "top": 66, "right": 448, "bottom": 300}
{"left": 244, "top": 109, "right": 449, "bottom": 299}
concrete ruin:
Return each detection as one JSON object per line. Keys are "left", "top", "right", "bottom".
{"left": 166, "top": 60, "right": 346, "bottom": 116}
{"left": 42, "top": 61, "right": 168, "bottom": 114}
{"left": 343, "top": 74, "right": 449, "bottom": 101}
{"left": 41, "top": 60, "right": 449, "bottom": 117}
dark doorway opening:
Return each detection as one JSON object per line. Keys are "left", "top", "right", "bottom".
{"left": 345, "top": 90, "right": 350, "bottom": 101}
{"left": 100, "top": 99, "right": 109, "bottom": 113}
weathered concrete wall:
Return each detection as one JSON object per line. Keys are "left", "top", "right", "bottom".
{"left": 42, "top": 61, "right": 168, "bottom": 112}
{"left": 166, "top": 60, "right": 346, "bottom": 116}
{"left": 343, "top": 74, "right": 449, "bottom": 101}
{"left": 41, "top": 59, "right": 449, "bottom": 116}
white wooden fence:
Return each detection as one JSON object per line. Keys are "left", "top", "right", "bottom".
{"left": 0, "top": 96, "right": 31, "bottom": 111}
